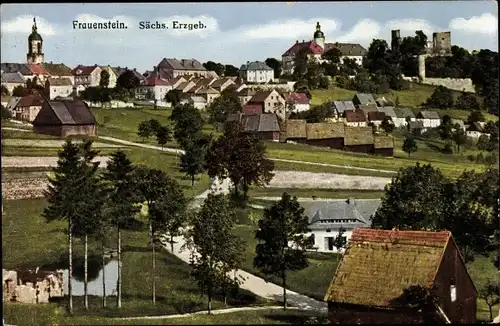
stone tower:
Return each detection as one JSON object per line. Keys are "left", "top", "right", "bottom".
{"left": 313, "top": 22, "right": 325, "bottom": 49}
{"left": 391, "top": 29, "right": 401, "bottom": 52}
{"left": 27, "top": 17, "right": 44, "bottom": 64}
{"left": 432, "top": 32, "right": 452, "bottom": 55}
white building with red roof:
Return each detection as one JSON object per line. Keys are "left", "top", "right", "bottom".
{"left": 282, "top": 22, "right": 367, "bottom": 75}
{"left": 136, "top": 73, "right": 172, "bottom": 101}
{"left": 281, "top": 92, "right": 310, "bottom": 113}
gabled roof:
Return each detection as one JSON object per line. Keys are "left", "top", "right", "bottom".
{"left": 43, "top": 63, "right": 73, "bottom": 76}
{"left": 240, "top": 61, "right": 273, "bottom": 71}
{"left": 1, "top": 63, "right": 33, "bottom": 76}
{"left": 283, "top": 41, "right": 324, "bottom": 56}
{"left": 333, "top": 101, "right": 356, "bottom": 114}
{"left": 211, "top": 77, "right": 234, "bottom": 89}
{"left": 27, "top": 64, "right": 50, "bottom": 76}
{"left": 394, "top": 107, "right": 416, "bottom": 119}
{"left": 374, "top": 136, "right": 394, "bottom": 149}
{"left": 189, "top": 96, "right": 207, "bottom": 103}
{"left": 324, "top": 228, "right": 458, "bottom": 308}
{"left": 345, "top": 110, "right": 366, "bottom": 123}
{"left": 46, "top": 78, "right": 72, "bottom": 86}
{"left": 409, "top": 120, "right": 425, "bottom": 130}
{"left": 249, "top": 90, "right": 273, "bottom": 103}
{"left": 306, "top": 122, "right": 345, "bottom": 139}
{"left": 344, "top": 126, "right": 373, "bottom": 145}
{"left": 1, "top": 72, "right": 25, "bottom": 83}
{"left": 72, "top": 65, "right": 99, "bottom": 76}
{"left": 368, "top": 111, "right": 386, "bottom": 122}
{"left": 142, "top": 76, "right": 169, "bottom": 86}
{"left": 238, "top": 88, "right": 256, "bottom": 97}
{"left": 286, "top": 119, "right": 307, "bottom": 139}
{"left": 17, "top": 94, "right": 44, "bottom": 107}
{"left": 377, "top": 106, "right": 397, "bottom": 118}
{"left": 324, "top": 42, "right": 367, "bottom": 56}
{"left": 282, "top": 92, "right": 309, "bottom": 105}
{"left": 33, "top": 100, "right": 96, "bottom": 125}
{"left": 165, "top": 76, "right": 186, "bottom": 86}
{"left": 226, "top": 113, "right": 243, "bottom": 123}
{"left": 241, "top": 113, "right": 280, "bottom": 132}
{"left": 306, "top": 199, "right": 381, "bottom": 229}
{"left": 158, "top": 58, "right": 206, "bottom": 71}
{"left": 418, "top": 110, "right": 440, "bottom": 120}
{"left": 353, "top": 93, "right": 377, "bottom": 106}
{"left": 467, "top": 122, "right": 483, "bottom": 132}
{"left": 357, "top": 105, "right": 379, "bottom": 116}
{"left": 196, "top": 86, "right": 219, "bottom": 94}
{"left": 112, "top": 67, "right": 145, "bottom": 81}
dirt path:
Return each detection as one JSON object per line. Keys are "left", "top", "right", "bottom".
{"left": 2, "top": 127, "right": 30, "bottom": 132}
{"left": 1, "top": 156, "right": 110, "bottom": 168}
{"left": 272, "top": 158, "right": 397, "bottom": 174}
{"left": 98, "top": 136, "right": 183, "bottom": 154}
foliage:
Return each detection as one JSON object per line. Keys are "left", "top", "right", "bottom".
{"left": 467, "top": 110, "right": 485, "bottom": 124}
{"left": 179, "top": 140, "right": 207, "bottom": 186}
{"left": 165, "top": 90, "right": 182, "bottom": 107}
{"left": 402, "top": 135, "right": 418, "bottom": 157}
{"left": 438, "top": 115, "right": 454, "bottom": 142}
{"left": 99, "top": 70, "right": 110, "bottom": 88}
{"left": 155, "top": 125, "right": 172, "bottom": 148}
{"left": 253, "top": 192, "right": 311, "bottom": 309}
{"left": 205, "top": 122, "right": 275, "bottom": 199}
{"left": 451, "top": 128, "right": 467, "bottom": 154}
{"left": 203, "top": 61, "right": 226, "bottom": 76}
{"left": 206, "top": 89, "right": 242, "bottom": 126}
{"left": 12, "top": 85, "right": 29, "bottom": 97}
{"left": 424, "top": 86, "right": 454, "bottom": 109}
{"left": 171, "top": 103, "right": 205, "bottom": 148}
{"left": 332, "top": 227, "right": 347, "bottom": 253}
{"left": 479, "top": 281, "right": 500, "bottom": 321}
{"left": 1, "top": 84, "right": 9, "bottom": 95}
{"left": 184, "top": 194, "right": 246, "bottom": 313}
{"left": 476, "top": 134, "right": 490, "bottom": 152}
{"left": 137, "top": 120, "right": 155, "bottom": 141}
{"left": 380, "top": 117, "right": 395, "bottom": 135}
{"left": 322, "top": 48, "right": 342, "bottom": 64}
{"left": 265, "top": 58, "right": 282, "bottom": 78}
{"left": 224, "top": 64, "right": 239, "bottom": 77}
{"left": 116, "top": 70, "right": 140, "bottom": 90}
{"left": 1, "top": 105, "right": 12, "bottom": 120}
{"left": 456, "top": 92, "right": 480, "bottom": 111}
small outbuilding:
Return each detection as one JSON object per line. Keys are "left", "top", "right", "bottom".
{"left": 344, "top": 126, "right": 374, "bottom": 153}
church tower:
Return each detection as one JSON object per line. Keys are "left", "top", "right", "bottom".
{"left": 27, "top": 17, "right": 44, "bottom": 64}
{"left": 313, "top": 22, "right": 325, "bottom": 49}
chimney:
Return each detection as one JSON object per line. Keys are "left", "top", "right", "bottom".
{"left": 296, "top": 40, "right": 298, "bottom": 44}
{"left": 94, "top": 64, "right": 97, "bottom": 67}
{"left": 134, "top": 68, "right": 136, "bottom": 72}
{"left": 302, "top": 39, "right": 304, "bottom": 42}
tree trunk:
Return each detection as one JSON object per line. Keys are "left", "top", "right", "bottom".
{"left": 489, "top": 305, "right": 493, "bottom": 321}
{"left": 170, "top": 234, "right": 174, "bottom": 253}
{"left": 151, "top": 223, "right": 156, "bottom": 306}
{"left": 84, "top": 234, "right": 89, "bottom": 311}
{"left": 282, "top": 268, "right": 287, "bottom": 310}
{"left": 117, "top": 227, "right": 122, "bottom": 308}
{"left": 208, "top": 292, "right": 212, "bottom": 314}
{"left": 102, "top": 239, "right": 107, "bottom": 308}
{"left": 68, "top": 218, "right": 73, "bottom": 314}
{"left": 191, "top": 175, "right": 195, "bottom": 186}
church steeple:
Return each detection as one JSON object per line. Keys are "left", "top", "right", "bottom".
{"left": 313, "top": 21, "right": 325, "bottom": 49}
{"left": 27, "top": 17, "right": 44, "bottom": 64}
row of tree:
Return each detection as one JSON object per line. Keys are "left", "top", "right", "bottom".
{"left": 202, "top": 61, "right": 239, "bottom": 78}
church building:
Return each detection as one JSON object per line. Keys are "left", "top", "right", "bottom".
{"left": 27, "top": 18, "right": 45, "bottom": 64}
{"left": 281, "top": 22, "right": 367, "bottom": 75}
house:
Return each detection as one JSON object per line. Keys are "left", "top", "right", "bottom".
{"left": 231, "top": 113, "right": 281, "bottom": 141}
{"left": 72, "top": 65, "right": 102, "bottom": 89}
{"left": 1, "top": 72, "right": 25, "bottom": 94}
{"left": 345, "top": 110, "right": 367, "bottom": 127}
{"left": 26, "top": 64, "right": 51, "bottom": 83}
{"left": 43, "top": 62, "right": 75, "bottom": 85}
{"left": 32, "top": 99, "right": 97, "bottom": 137}
{"left": 246, "top": 90, "right": 286, "bottom": 120}
{"left": 305, "top": 122, "right": 345, "bottom": 149}
{"left": 45, "top": 78, "right": 73, "bottom": 100}
{"left": 281, "top": 22, "right": 366, "bottom": 75}
{"left": 239, "top": 61, "right": 274, "bottom": 84}
{"left": 304, "top": 199, "right": 381, "bottom": 252}
{"left": 282, "top": 92, "right": 310, "bottom": 113}
{"left": 368, "top": 111, "right": 386, "bottom": 128}
{"left": 136, "top": 75, "right": 172, "bottom": 101}
{"left": 175, "top": 80, "right": 197, "bottom": 93}
{"left": 156, "top": 58, "right": 211, "bottom": 79}
{"left": 409, "top": 120, "right": 426, "bottom": 135}
{"left": 325, "top": 228, "right": 478, "bottom": 324}
{"left": 183, "top": 95, "right": 207, "bottom": 110}
{"left": 344, "top": 126, "right": 374, "bottom": 153}
{"left": 377, "top": 106, "right": 397, "bottom": 122}
{"left": 373, "top": 136, "right": 394, "bottom": 156}
{"left": 112, "top": 67, "right": 145, "bottom": 85}
{"left": 284, "top": 119, "right": 307, "bottom": 144}
{"left": 210, "top": 77, "right": 235, "bottom": 92}
{"left": 417, "top": 111, "right": 441, "bottom": 128}
{"left": 466, "top": 122, "right": 485, "bottom": 139}
{"left": 14, "top": 93, "right": 45, "bottom": 122}
{"left": 165, "top": 76, "right": 187, "bottom": 90}
{"left": 375, "top": 96, "right": 394, "bottom": 107}
{"left": 99, "top": 65, "right": 118, "bottom": 88}
{"left": 237, "top": 88, "right": 257, "bottom": 105}
{"left": 352, "top": 93, "right": 377, "bottom": 107}
{"left": 357, "top": 104, "right": 379, "bottom": 119}
{"left": 393, "top": 107, "right": 416, "bottom": 127}
{"left": 3, "top": 96, "right": 21, "bottom": 115}
{"left": 451, "top": 119, "right": 466, "bottom": 131}
{"left": 332, "top": 101, "right": 356, "bottom": 121}
{"left": 243, "top": 103, "right": 263, "bottom": 116}
{"left": 196, "top": 86, "right": 220, "bottom": 104}
{"left": 1, "top": 63, "right": 35, "bottom": 80}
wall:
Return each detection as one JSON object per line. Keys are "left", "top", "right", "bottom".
{"left": 308, "top": 229, "right": 354, "bottom": 252}
{"left": 421, "top": 78, "right": 475, "bottom": 93}
{"left": 247, "top": 82, "right": 296, "bottom": 92}
{"left": 61, "top": 125, "right": 96, "bottom": 137}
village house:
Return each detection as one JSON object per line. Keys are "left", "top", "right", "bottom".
{"left": 305, "top": 122, "right": 345, "bottom": 149}
{"left": 282, "top": 92, "right": 310, "bottom": 113}
{"left": 43, "top": 62, "right": 75, "bottom": 85}
{"left": 72, "top": 65, "right": 102, "bottom": 91}
{"left": 451, "top": 118, "right": 466, "bottom": 131}
{"left": 304, "top": 199, "right": 381, "bottom": 252}
{"left": 325, "top": 228, "right": 478, "bottom": 324}
{"left": 357, "top": 104, "right": 379, "bottom": 120}
{"left": 344, "top": 126, "right": 374, "bottom": 153}
{"left": 227, "top": 113, "right": 281, "bottom": 141}
{"left": 239, "top": 61, "right": 275, "bottom": 84}
{"left": 99, "top": 65, "right": 118, "bottom": 88}
{"left": 332, "top": 101, "right": 356, "bottom": 121}
{"left": 352, "top": 93, "right": 377, "bottom": 107}
{"left": 417, "top": 111, "right": 441, "bottom": 128}
{"left": 245, "top": 90, "right": 286, "bottom": 120}
{"left": 210, "top": 77, "right": 235, "bottom": 92}
{"left": 26, "top": 64, "right": 51, "bottom": 83}
{"left": 112, "top": 67, "right": 145, "bottom": 85}
{"left": 466, "top": 122, "right": 486, "bottom": 139}
{"left": 1, "top": 72, "right": 25, "bottom": 94}
{"left": 375, "top": 96, "right": 394, "bottom": 107}
{"left": 409, "top": 120, "right": 427, "bottom": 136}
{"left": 136, "top": 75, "right": 172, "bottom": 101}
{"left": 373, "top": 136, "right": 395, "bottom": 156}
{"left": 180, "top": 95, "right": 207, "bottom": 110}
{"left": 45, "top": 78, "right": 73, "bottom": 100}
{"left": 156, "top": 58, "right": 211, "bottom": 79}
{"left": 2, "top": 96, "right": 21, "bottom": 115}
{"left": 345, "top": 110, "right": 367, "bottom": 127}
{"left": 166, "top": 76, "right": 187, "bottom": 90}
{"left": 281, "top": 22, "right": 366, "bottom": 75}
{"left": 377, "top": 106, "right": 397, "bottom": 122}
{"left": 368, "top": 111, "right": 386, "bottom": 128}
{"left": 227, "top": 80, "right": 247, "bottom": 93}
{"left": 284, "top": 119, "right": 308, "bottom": 144}
{"left": 196, "top": 86, "right": 220, "bottom": 104}
{"left": 393, "top": 107, "right": 416, "bottom": 127}
{"left": 14, "top": 93, "right": 44, "bottom": 122}
{"left": 32, "top": 99, "right": 97, "bottom": 137}
{"left": 1, "top": 63, "right": 36, "bottom": 81}
{"left": 175, "top": 80, "right": 197, "bottom": 93}
{"left": 237, "top": 88, "right": 257, "bottom": 106}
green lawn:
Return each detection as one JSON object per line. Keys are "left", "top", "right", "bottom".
{"left": 3, "top": 199, "right": 270, "bottom": 325}
{"left": 248, "top": 187, "right": 384, "bottom": 200}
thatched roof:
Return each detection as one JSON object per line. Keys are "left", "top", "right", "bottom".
{"left": 344, "top": 126, "right": 374, "bottom": 146}
{"left": 306, "top": 122, "right": 345, "bottom": 140}
{"left": 374, "top": 136, "right": 394, "bottom": 149}
{"left": 324, "top": 228, "right": 453, "bottom": 307}
{"left": 286, "top": 119, "right": 307, "bottom": 139}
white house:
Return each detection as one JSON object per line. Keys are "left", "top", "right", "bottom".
{"left": 303, "top": 199, "right": 381, "bottom": 253}
{"left": 181, "top": 95, "right": 207, "bottom": 110}
{"left": 45, "top": 78, "right": 73, "bottom": 99}
{"left": 282, "top": 92, "right": 310, "bottom": 113}
{"left": 466, "top": 122, "right": 486, "bottom": 139}
{"left": 345, "top": 110, "right": 367, "bottom": 127}
{"left": 239, "top": 61, "right": 274, "bottom": 84}
{"left": 136, "top": 76, "right": 172, "bottom": 101}
{"left": 417, "top": 111, "right": 441, "bottom": 128}
{"left": 1, "top": 72, "right": 25, "bottom": 94}
{"left": 393, "top": 107, "right": 416, "bottom": 128}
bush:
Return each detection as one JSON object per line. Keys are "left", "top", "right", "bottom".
{"left": 443, "top": 143, "right": 454, "bottom": 154}
{"left": 485, "top": 153, "right": 498, "bottom": 165}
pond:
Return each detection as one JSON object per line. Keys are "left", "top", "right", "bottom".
{"left": 62, "top": 259, "right": 118, "bottom": 296}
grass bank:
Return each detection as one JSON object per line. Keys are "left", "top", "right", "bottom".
{"left": 248, "top": 188, "right": 384, "bottom": 200}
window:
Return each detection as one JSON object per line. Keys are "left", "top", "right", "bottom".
{"left": 450, "top": 285, "right": 456, "bottom": 302}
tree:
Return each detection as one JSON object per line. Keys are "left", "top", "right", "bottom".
{"left": 402, "top": 135, "right": 418, "bottom": 157}
{"left": 455, "top": 92, "right": 480, "bottom": 110}
{"left": 165, "top": 89, "right": 182, "bottom": 107}
{"left": 452, "top": 128, "right": 467, "bottom": 154}
{"left": 224, "top": 65, "right": 239, "bottom": 77}
{"left": 155, "top": 125, "right": 171, "bottom": 149}
{"left": 477, "top": 134, "right": 490, "bottom": 151}
{"left": 99, "top": 69, "right": 110, "bottom": 88}
{"left": 1, "top": 84, "right": 9, "bottom": 95}
{"left": 12, "top": 85, "right": 29, "bottom": 97}
{"left": 293, "top": 48, "right": 312, "bottom": 80}
{"left": 479, "top": 281, "right": 500, "bottom": 321}
{"left": 1, "top": 105, "right": 12, "bottom": 120}
{"left": 116, "top": 69, "right": 140, "bottom": 90}
{"left": 148, "top": 119, "right": 161, "bottom": 133}
{"left": 254, "top": 193, "right": 311, "bottom": 310}
{"left": 380, "top": 117, "right": 395, "bottom": 135}
{"left": 180, "top": 140, "right": 206, "bottom": 186}
{"left": 332, "top": 226, "right": 347, "bottom": 266}
{"left": 171, "top": 104, "right": 205, "bottom": 148}
{"left": 205, "top": 122, "right": 275, "bottom": 199}
{"left": 184, "top": 194, "right": 245, "bottom": 313}
{"left": 438, "top": 115, "right": 454, "bottom": 143}
{"left": 466, "top": 110, "right": 485, "bottom": 124}
{"left": 206, "top": 90, "right": 242, "bottom": 126}
{"left": 265, "top": 58, "right": 282, "bottom": 79}
{"left": 322, "top": 48, "right": 342, "bottom": 64}
{"left": 102, "top": 150, "right": 139, "bottom": 308}
{"left": 137, "top": 120, "right": 153, "bottom": 141}
{"left": 203, "top": 61, "right": 226, "bottom": 77}
{"left": 424, "top": 86, "right": 454, "bottom": 109}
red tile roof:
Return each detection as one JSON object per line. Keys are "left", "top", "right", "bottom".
{"left": 17, "top": 94, "right": 44, "bottom": 107}
{"left": 283, "top": 92, "right": 309, "bottom": 105}
{"left": 283, "top": 41, "right": 324, "bottom": 56}
{"left": 143, "top": 76, "right": 169, "bottom": 86}
{"left": 350, "top": 228, "right": 451, "bottom": 247}
{"left": 27, "top": 64, "right": 50, "bottom": 76}
{"left": 345, "top": 110, "right": 366, "bottom": 122}
{"left": 72, "top": 65, "right": 99, "bottom": 76}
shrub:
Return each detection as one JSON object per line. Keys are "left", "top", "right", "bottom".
{"left": 443, "top": 143, "right": 454, "bottom": 154}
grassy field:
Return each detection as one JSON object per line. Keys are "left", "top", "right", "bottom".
{"left": 3, "top": 199, "right": 271, "bottom": 325}
{"left": 248, "top": 187, "right": 384, "bottom": 200}
{"left": 272, "top": 160, "right": 397, "bottom": 177}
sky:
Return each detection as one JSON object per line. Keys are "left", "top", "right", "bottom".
{"left": 1, "top": 2, "right": 498, "bottom": 73}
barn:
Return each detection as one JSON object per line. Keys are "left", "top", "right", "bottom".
{"left": 284, "top": 119, "right": 307, "bottom": 144}
{"left": 305, "top": 122, "right": 345, "bottom": 149}
{"left": 325, "top": 228, "right": 477, "bottom": 324}
{"left": 344, "top": 126, "right": 374, "bottom": 153}
{"left": 240, "top": 113, "right": 281, "bottom": 141}
{"left": 32, "top": 99, "right": 97, "bottom": 137}
{"left": 373, "top": 136, "right": 394, "bottom": 156}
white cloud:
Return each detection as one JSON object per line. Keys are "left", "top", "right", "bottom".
{"left": 336, "top": 19, "right": 381, "bottom": 44}
{"left": 1, "top": 15, "right": 59, "bottom": 36}
{"left": 237, "top": 18, "right": 339, "bottom": 40}
{"left": 385, "top": 18, "right": 436, "bottom": 35}
{"left": 449, "top": 13, "right": 498, "bottom": 35}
